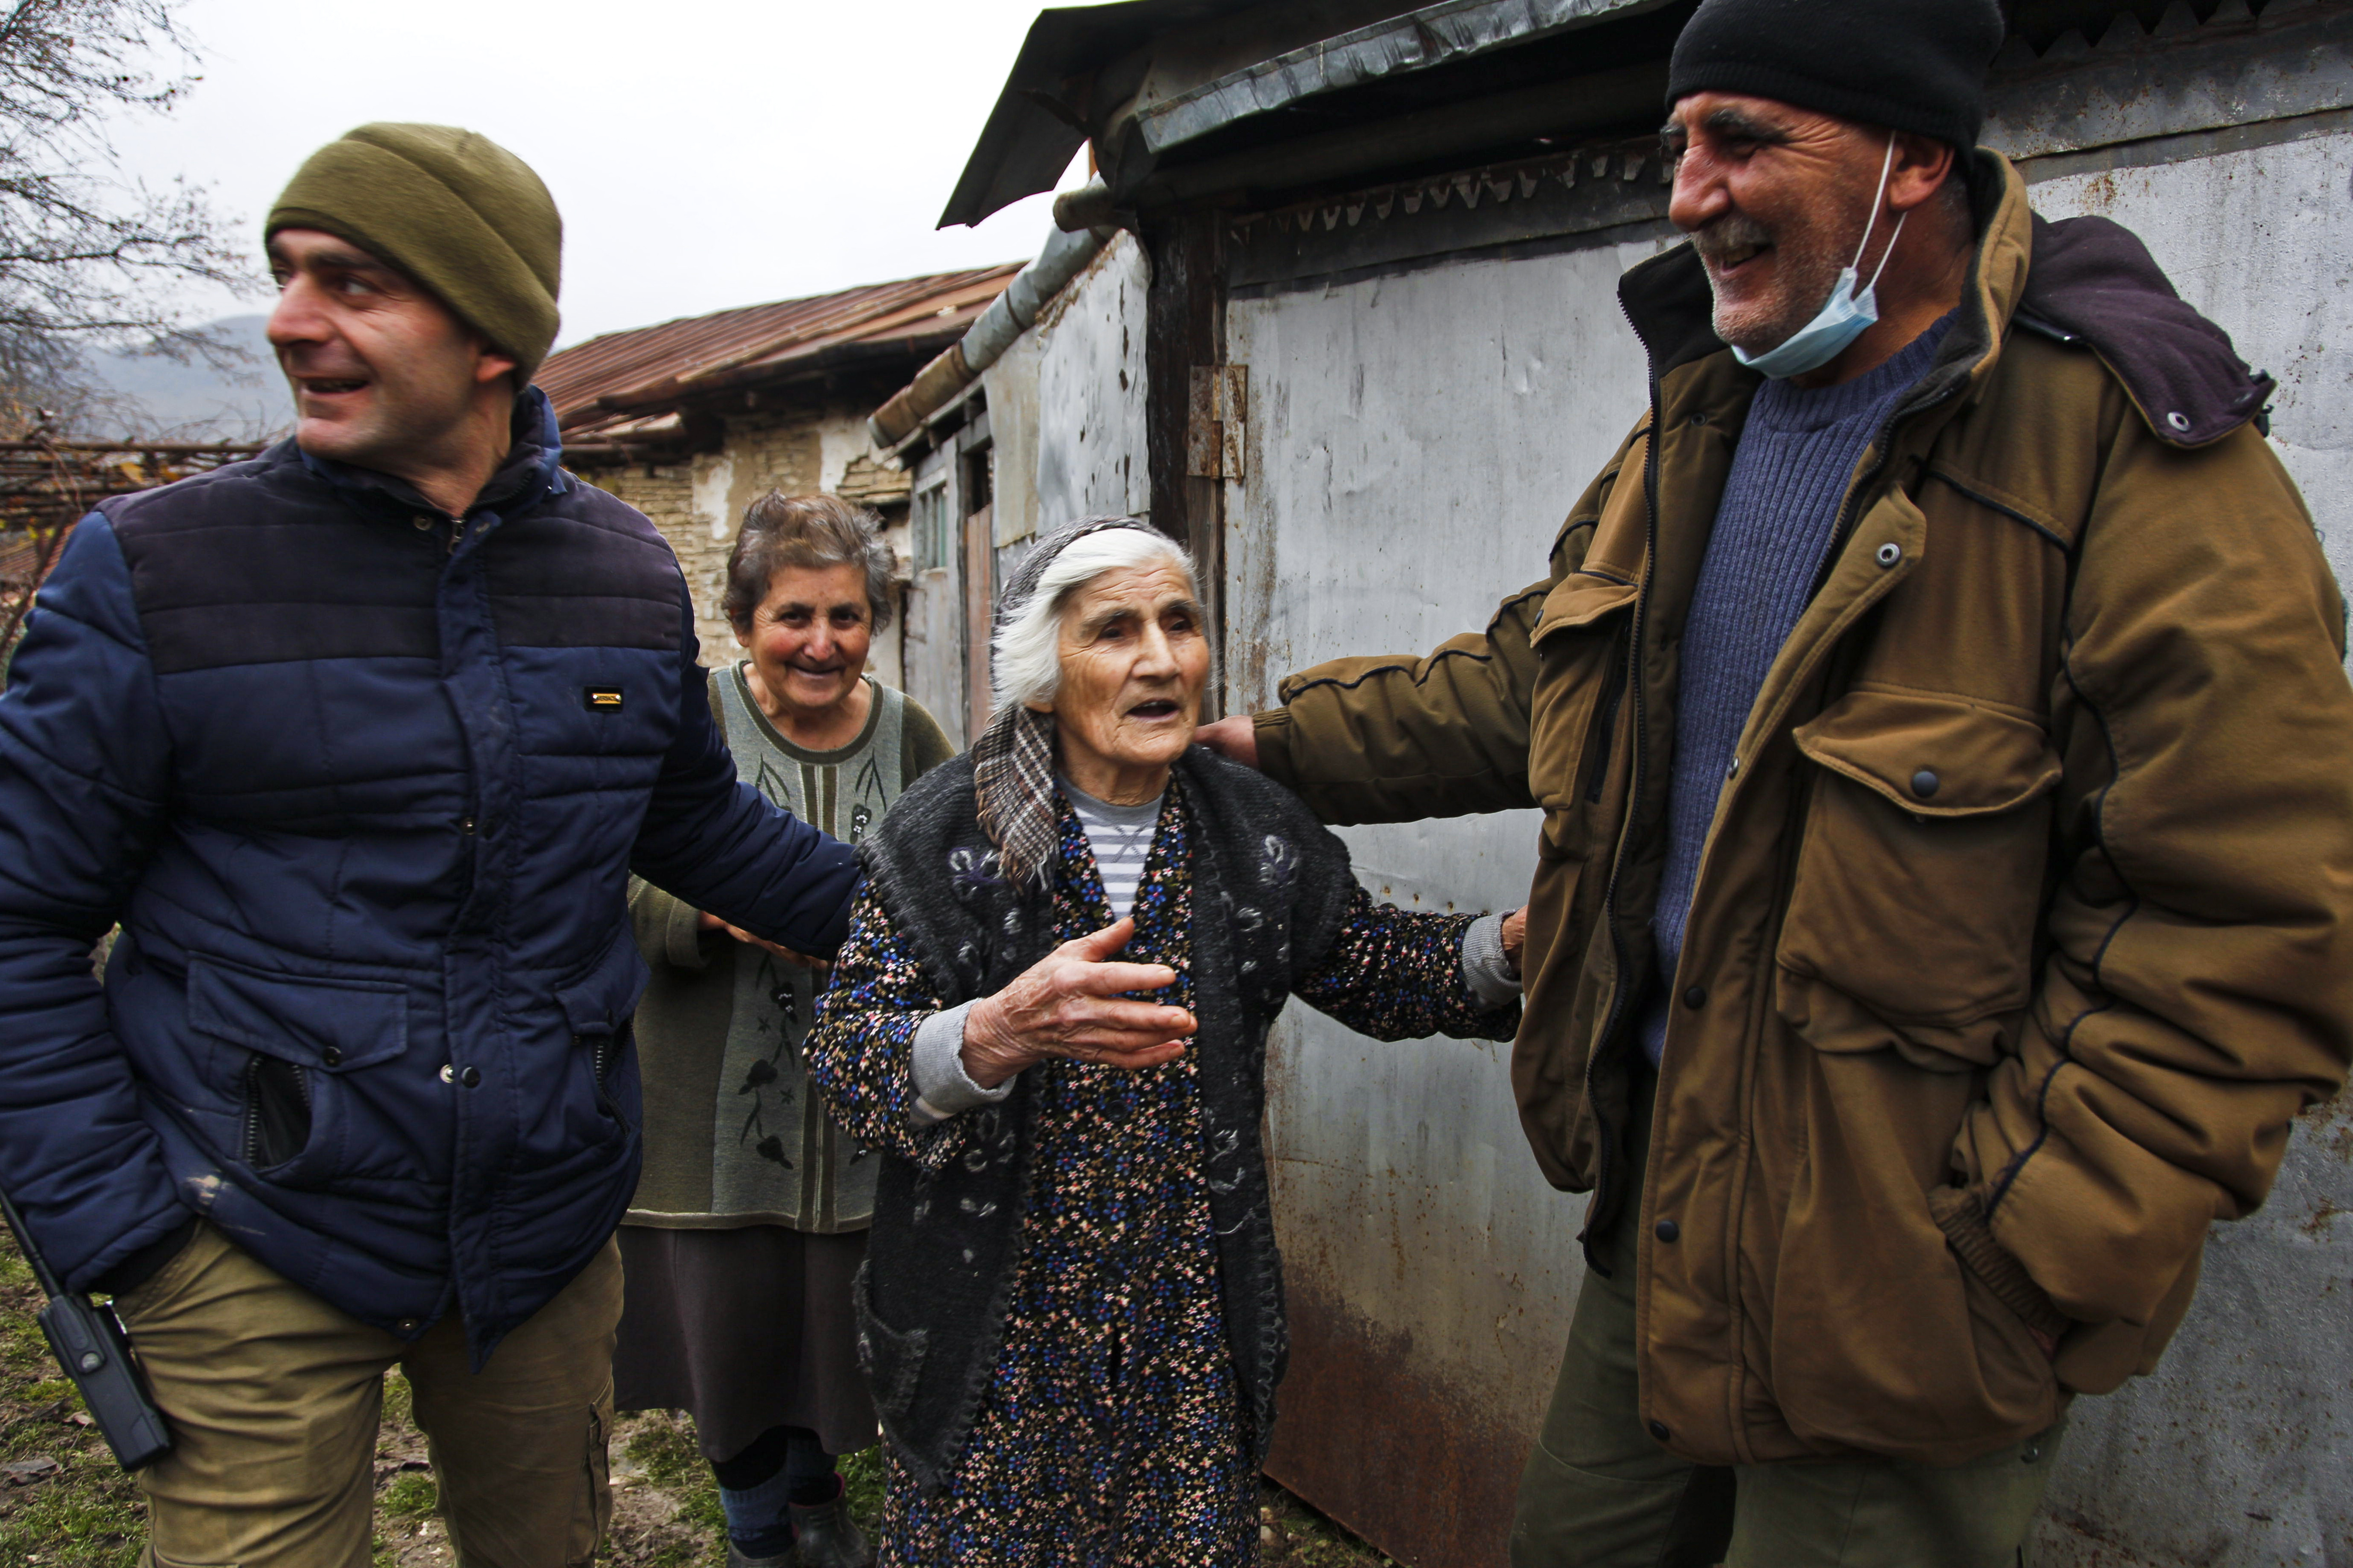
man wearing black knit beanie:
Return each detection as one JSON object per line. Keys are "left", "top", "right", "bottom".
{"left": 1200, "top": 0, "right": 2353, "bottom": 1563}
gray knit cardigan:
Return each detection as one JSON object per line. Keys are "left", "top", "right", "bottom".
{"left": 848, "top": 745, "right": 1358, "bottom": 1492}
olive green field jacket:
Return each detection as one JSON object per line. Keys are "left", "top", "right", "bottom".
{"left": 1254, "top": 153, "right": 2353, "bottom": 1467}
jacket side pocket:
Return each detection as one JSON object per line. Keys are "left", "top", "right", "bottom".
{"left": 188, "top": 958, "right": 409, "bottom": 1188}
{"left": 1928, "top": 1185, "right": 2071, "bottom": 1342}
{"left": 849, "top": 1258, "right": 928, "bottom": 1425}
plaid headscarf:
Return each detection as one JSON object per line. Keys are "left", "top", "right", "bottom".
{"left": 972, "top": 516, "right": 1174, "bottom": 887}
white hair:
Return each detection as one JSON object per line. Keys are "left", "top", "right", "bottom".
{"left": 991, "top": 526, "right": 1204, "bottom": 713}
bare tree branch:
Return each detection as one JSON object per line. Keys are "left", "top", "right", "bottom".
{"left": 0, "top": 0, "right": 251, "bottom": 432}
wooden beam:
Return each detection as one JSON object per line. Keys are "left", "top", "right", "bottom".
{"left": 1144, "top": 210, "right": 1229, "bottom": 720}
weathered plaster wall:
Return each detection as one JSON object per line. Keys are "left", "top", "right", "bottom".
{"left": 985, "top": 231, "right": 1151, "bottom": 546}
{"left": 580, "top": 405, "right": 910, "bottom": 688}
{"left": 1224, "top": 235, "right": 1666, "bottom": 1562}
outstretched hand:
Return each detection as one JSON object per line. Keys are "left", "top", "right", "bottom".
{"left": 961, "top": 918, "right": 1196, "bottom": 1088}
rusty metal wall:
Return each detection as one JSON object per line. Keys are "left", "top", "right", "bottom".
{"left": 1223, "top": 236, "right": 1665, "bottom": 1568}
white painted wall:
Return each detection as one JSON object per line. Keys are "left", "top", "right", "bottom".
{"left": 987, "top": 231, "right": 1152, "bottom": 545}
{"left": 690, "top": 450, "right": 736, "bottom": 544}
{"left": 1224, "top": 234, "right": 1669, "bottom": 1486}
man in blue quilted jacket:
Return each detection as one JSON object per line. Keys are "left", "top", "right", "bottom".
{"left": 0, "top": 125, "right": 859, "bottom": 1567}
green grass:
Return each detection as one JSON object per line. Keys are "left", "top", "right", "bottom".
{"left": 620, "top": 1415, "right": 726, "bottom": 1566}
{"left": 2, "top": 1226, "right": 1389, "bottom": 1565}
{"left": 379, "top": 1471, "right": 438, "bottom": 1518}
{"left": 0, "top": 1234, "right": 146, "bottom": 1567}
{"left": 840, "top": 1444, "right": 887, "bottom": 1530}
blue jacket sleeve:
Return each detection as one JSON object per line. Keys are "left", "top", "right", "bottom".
{"left": 629, "top": 579, "right": 858, "bottom": 955}
{"left": 0, "top": 516, "right": 186, "bottom": 1290}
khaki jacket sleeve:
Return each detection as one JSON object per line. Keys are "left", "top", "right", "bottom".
{"left": 1953, "top": 418, "right": 2353, "bottom": 1339}
{"left": 1254, "top": 428, "right": 1639, "bottom": 825}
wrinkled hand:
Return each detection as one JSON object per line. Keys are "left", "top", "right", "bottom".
{"left": 1501, "top": 906, "right": 1528, "bottom": 977}
{"left": 697, "top": 909, "right": 829, "bottom": 970}
{"left": 1194, "top": 715, "right": 1260, "bottom": 769}
{"left": 961, "top": 918, "right": 1196, "bottom": 1088}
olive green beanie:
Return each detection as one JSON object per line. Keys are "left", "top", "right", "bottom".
{"left": 267, "top": 123, "right": 562, "bottom": 384}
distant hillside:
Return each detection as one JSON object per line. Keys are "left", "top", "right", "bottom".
{"left": 78, "top": 315, "right": 291, "bottom": 442}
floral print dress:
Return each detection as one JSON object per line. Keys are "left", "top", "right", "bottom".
{"left": 808, "top": 790, "right": 1514, "bottom": 1567}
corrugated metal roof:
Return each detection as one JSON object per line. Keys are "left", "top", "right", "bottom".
{"left": 540, "top": 264, "right": 1023, "bottom": 435}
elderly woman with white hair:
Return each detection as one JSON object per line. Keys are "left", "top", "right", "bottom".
{"left": 805, "top": 517, "right": 1526, "bottom": 1563}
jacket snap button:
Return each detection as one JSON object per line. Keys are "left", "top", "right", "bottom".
{"left": 460, "top": 817, "right": 475, "bottom": 836}
{"left": 1875, "top": 542, "right": 1902, "bottom": 567}
{"left": 1648, "top": 1419, "right": 1671, "bottom": 1442}
{"left": 1911, "top": 769, "right": 1940, "bottom": 798}
{"left": 411, "top": 515, "right": 432, "bottom": 531}
{"left": 438, "top": 1063, "right": 454, "bottom": 1084}
{"left": 2165, "top": 411, "right": 2191, "bottom": 432}
{"left": 396, "top": 1318, "right": 421, "bottom": 1332}
{"left": 1681, "top": 984, "right": 1707, "bottom": 1010}
{"left": 1655, "top": 1218, "right": 1680, "bottom": 1243}
{"left": 321, "top": 1046, "right": 343, "bottom": 1067}
{"left": 459, "top": 1066, "right": 483, "bottom": 1088}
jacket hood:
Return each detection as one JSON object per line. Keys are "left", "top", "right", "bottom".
{"left": 2014, "top": 212, "right": 2273, "bottom": 446}
{"left": 1617, "top": 152, "right": 2269, "bottom": 450}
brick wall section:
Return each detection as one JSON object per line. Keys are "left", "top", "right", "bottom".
{"left": 576, "top": 407, "right": 912, "bottom": 672}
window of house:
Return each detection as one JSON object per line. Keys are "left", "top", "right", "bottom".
{"left": 912, "top": 476, "right": 953, "bottom": 574}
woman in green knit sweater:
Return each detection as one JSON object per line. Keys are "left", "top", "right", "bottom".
{"left": 616, "top": 493, "right": 953, "bottom": 1568}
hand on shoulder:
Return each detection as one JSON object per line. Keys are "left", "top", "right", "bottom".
{"left": 1195, "top": 715, "right": 1260, "bottom": 769}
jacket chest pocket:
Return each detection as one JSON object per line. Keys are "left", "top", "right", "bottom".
{"left": 1528, "top": 573, "right": 1639, "bottom": 850}
{"left": 1774, "top": 691, "right": 2060, "bottom": 1067}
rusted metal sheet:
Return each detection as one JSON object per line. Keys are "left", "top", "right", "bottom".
{"left": 1186, "top": 364, "right": 1247, "bottom": 479}
{"left": 1227, "top": 236, "right": 1661, "bottom": 1568}
{"left": 1982, "top": 0, "right": 2353, "bottom": 164}
{"left": 538, "top": 265, "right": 1021, "bottom": 441}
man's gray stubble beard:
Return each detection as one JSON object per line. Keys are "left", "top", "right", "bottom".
{"left": 1694, "top": 202, "right": 1861, "bottom": 356}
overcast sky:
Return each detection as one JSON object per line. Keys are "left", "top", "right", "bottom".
{"left": 107, "top": 0, "right": 1082, "bottom": 350}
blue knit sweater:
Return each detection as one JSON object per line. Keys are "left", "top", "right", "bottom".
{"left": 1641, "top": 317, "right": 1953, "bottom": 1066}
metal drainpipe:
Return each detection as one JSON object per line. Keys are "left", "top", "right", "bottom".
{"left": 869, "top": 184, "right": 1116, "bottom": 450}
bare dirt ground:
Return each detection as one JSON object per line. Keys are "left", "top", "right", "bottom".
{"left": 1, "top": 1229, "right": 1389, "bottom": 1566}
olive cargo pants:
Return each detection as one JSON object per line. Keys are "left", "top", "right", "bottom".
{"left": 1509, "top": 1073, "right": 2066, "bottom": 1568}
{"left": 113, "top": 1221, "right": 622, "bottom": 1568}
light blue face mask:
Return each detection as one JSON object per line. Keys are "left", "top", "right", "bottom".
{"left": 1731, "top": 135, "right": 1908, "bottom": 380}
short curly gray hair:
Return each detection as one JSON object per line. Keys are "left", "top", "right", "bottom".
{"left": 723, "top": 492, "right": 898, "bottom": 635}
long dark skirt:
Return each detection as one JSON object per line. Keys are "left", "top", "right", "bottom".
{"left": 613, "top": 1223, "right": 876, "bottom": 1463}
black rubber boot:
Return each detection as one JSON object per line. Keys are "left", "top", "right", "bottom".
{"left": 787, "top": 1478, "right": 875, "bottom": 1568}
{"left": 725, "top": 1544, "right": 794, "bottom": 1568}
